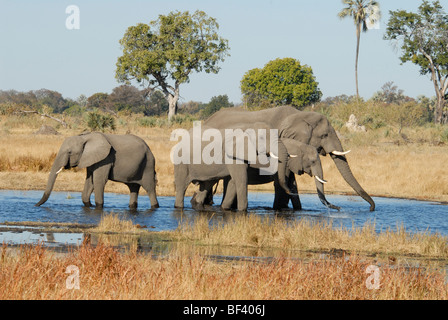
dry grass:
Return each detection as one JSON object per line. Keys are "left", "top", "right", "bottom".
{"left": 0, "top": 241, "right": 446, "bottom": 300}
{"left": 173, "top": 214, "right": 448, "bottom": 259}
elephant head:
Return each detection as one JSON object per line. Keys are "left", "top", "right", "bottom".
{"left": 35, "top": 132, "right": 111, "bottom": 206}
{"left": 223, "top": 122, "right": 291, "bottom": 196}
{"left": 281, "top": 138, "right": 340, "bottom": 210}
{"left": 279, "top": 112, "right": 375, "bottom": 211}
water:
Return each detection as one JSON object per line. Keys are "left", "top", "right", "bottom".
{"left": 0, "top": 190, "right": 447, "bottom": 246}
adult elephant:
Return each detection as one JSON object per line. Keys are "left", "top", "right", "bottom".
{"left": 173, "top": 122, "right": 289, "bottom": 211}
{"left": 35, "top": 132, "right": 159, "bottom": 209}
{"left": 205, "top": 106, "right": 375, "bottom": 211}
{"left": 191, "top": 138, "right": 340, "bottom": 211}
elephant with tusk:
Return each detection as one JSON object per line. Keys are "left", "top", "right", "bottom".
{"left": 204, "top": 106, "right": 375, "bottom": 211}
{"left": 35, "top": 132, "right": 159, "bottom": 210}
{"left": 191, "top": 138, "right": 340, "bottom": 211}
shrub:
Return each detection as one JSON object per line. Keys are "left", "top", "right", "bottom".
{"left": 86, "top": 111, "right": 116, "bottom": 132}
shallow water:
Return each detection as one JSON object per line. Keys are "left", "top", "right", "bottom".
{"left": 0, "top": 190, "right": 447, "bottom": 246}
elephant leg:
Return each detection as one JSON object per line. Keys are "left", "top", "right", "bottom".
{"left": 227, "top": 164, "right": 248, "bottom": 211}
{"left": 127, "top": 183, "right": 140, "bottom": 210}
{"left": 288, "top": 173, "right": 302, "bottom": 210}
{"left": 174, "top": 165, "right": 189, "bottom": 208}
{"left": 141, "top": 170, "right": 159, "bottom": 209}
{"left": 82, "top": 169, "right": 94, "bottom": 207}
{"left": 273, "top": 179, "right": 290, "bottom": 210}
{"left": 221, "top": 179, "right": 236, "bottom": 210}
{"left": 92, "top": 164, "right": 111, "bottom": 209}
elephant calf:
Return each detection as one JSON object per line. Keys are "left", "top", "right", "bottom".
{"left": 35, "top": 132, "right": 159, "bottom": 209}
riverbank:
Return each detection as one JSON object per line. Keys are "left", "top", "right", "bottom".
{"left": 1, "top": 125, "right": 447, "bottom": 203}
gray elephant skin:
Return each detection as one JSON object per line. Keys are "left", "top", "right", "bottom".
{"left": 205, "top": 106, "right": 375, "bottom": 211}
{"left": 191, "top": 138, "right": 340, "bottom": 211}
{"left": 35, "top": 132, "right": 159, "bottom": 209}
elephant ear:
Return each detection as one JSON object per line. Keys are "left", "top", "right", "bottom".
{"left": 224, "top": 122, "right": 272, "bottom": 165}
{"left": 280, "top": 138, "right": 305, "bottom": 172}
{"left": 279, "top": 114, "right": 313, "bottom": 143}
{"left": 78, "top": 133, "right": 111, "bottom": 169}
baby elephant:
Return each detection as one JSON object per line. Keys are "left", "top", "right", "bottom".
{"left": 35, "top": 132, "right": 159, "bottom": 209}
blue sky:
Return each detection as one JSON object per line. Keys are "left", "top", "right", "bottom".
{"left": 0, "top": 0, "right": 439, "bottom": 104}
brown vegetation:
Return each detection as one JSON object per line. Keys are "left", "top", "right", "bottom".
{"left": 0, "top": 241, "right": 447, "bottom": 300}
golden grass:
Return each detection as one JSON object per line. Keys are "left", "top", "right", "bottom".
{"left": 173, "top": 214, "right": 448, "bottom": 259}
{"left": 0, "top": 241, "right": 447, "bottom": 300}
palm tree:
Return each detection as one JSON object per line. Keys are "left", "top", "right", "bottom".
{"left": 338, "top": 0, "right": 381, "bottom": 99}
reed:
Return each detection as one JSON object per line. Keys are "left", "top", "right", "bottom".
{"left": 0, "top": 241, "right": 446, "bottom": 300}
{"left": 172, "top": 214, "right": 448, "bottom": 259}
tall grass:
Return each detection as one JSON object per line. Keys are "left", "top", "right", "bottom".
{"left": 0, "top": 241, "right": 447, "bottom": 300}
{"left": 173, "top": 214, "right": 448, "bottom": 258}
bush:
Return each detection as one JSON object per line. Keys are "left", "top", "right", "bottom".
{"left": 86, "top": 111, "right": 116, "bottom": 132}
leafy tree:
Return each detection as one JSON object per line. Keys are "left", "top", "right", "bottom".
{"left": 200, "top": 94, "right": 233, "bottom": 118}
{"left": 116, "top": 10, "right": 230, "bottom": 121}
{"left": 371, "top": 81, "right": 414, "bottom": 104}
{"left": 384, "top": 0, "right": 448, "bottom": 124}
{"left": 108, "top": 85, "right": 145, "bottom": 114}
{"left": 145, "top": 90, "right": 169, "bottom": 116}
{"left": 240, "top": 57, "right": 322, "bottom": 108}
{"left": 338, "top": 0, "right": 381, "bottom": 99}
{"left": 87, "top": 92, "right": 109, "bottom": 110}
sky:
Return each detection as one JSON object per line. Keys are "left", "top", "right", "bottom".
{"left": 0, "top": 0, "right": 440, "bottom": 105}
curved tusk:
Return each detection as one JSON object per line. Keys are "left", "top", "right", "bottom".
{"left": 56, "top": 167, "right": 64, "bottom": 175}
{"left": 331, "top": 150, "right": 351, "bottom": 156}
{"left": 289, "top": 154, "right": 298, "bottom": 158}
{"left": 314, "top": 176, "right": 327, "bottom": 184}
{"left": 269, "top": 153, "right": 278, "bottom": 159}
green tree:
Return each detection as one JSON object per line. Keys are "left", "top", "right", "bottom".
{"left": 240, "top": 57, "right": 322, "bottom": 108}
{"left": 384, "top": 0, "right": 448, "bottom": 124}
{"left": 201, "top": 94, "right": 233, "bottom": 118}
{"left": 116, "top": 10, "right": 230, "bottom": 121}
{"left": 338, "top": 0, "right": 381, "bottom": 99}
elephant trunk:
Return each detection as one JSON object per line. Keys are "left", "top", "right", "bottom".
{"left": 35, "top": 153, "right": 67, "bottom": 207}
{"left": 312, "top": 163, "right": 340, "bottom": 211}
{"left": 276, "top": 141, "right": 292, "bottom": 195}
{"left": 332, "top": 154, "right": 375, "bottom": 211}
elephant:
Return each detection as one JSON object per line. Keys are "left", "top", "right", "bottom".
{"left": 191, "top": 138, "right": 340, "bottom": 211}
{"left": 204, "top": 106, "right": 375, "bottom": 211}
{"left": 35, "top": 132, "right": 159, "bottom": 209}
{"left": 173, "top": 122, "right": 337, "bottom": 211}
{"left": 173, "top": 122, "right": 289, "bottom": 211}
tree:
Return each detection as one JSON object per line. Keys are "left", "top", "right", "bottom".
{"left": 116, "top": 10, "right": 230, "bottom": 121}
{"left": 240, "top": 57, "right": 322, "bottom": 108}
{"left": 371, "top": 81, "right": 413, "bottom": 104}
{"left": 338, "top": 0, "right": 381, "bottom": 99}
{"left": 384, "top": 0, "right": 448, "bottom": 124}
{"left": 200, "top": 94, "right": 233, "bottom": 118}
